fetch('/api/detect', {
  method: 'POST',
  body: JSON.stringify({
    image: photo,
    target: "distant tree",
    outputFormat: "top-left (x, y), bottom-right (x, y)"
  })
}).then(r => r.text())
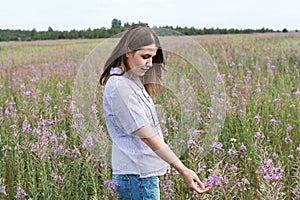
top-left (48, 26), bottom-right (54, 32)
top-left (282, 28), bottom-right (288, 32)
top-left (30, 28), bottom-right (37, 40)
top-left (111, 18), bottom-right (122, 28)
top-left (124, 22), bottom-right (130, 28)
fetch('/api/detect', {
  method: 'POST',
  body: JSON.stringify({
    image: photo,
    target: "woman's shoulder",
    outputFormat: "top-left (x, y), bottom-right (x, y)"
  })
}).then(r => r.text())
top-left (106, 75), bottom-right (129, 88)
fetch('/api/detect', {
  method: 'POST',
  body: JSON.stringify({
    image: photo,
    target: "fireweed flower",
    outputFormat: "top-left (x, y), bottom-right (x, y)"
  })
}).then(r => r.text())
top-left (205, 174), bottom-right (226, 186)
top-left (284, 135), bottom-right (292, 144)
top-left (256, 159), bottom-right (283, 181)
top-left (60, 134), bottom-right (67, 142)
top-left (16, 186), bottom-right (27, 199)
top-left (56, 82), bottom-right (63, 88)
top-left (211, 141), bottom-right (223, 152)
top-left (240, 144), bottom-right (247, 152)
top-left (293, 91), bottom-right (300, 95)
top-left (161, 179), bottom-right (174, 199)
top-left (51, 172), bottom-right (62, 182)
top-left (255, 88), bottom-right (262, 93)
top-left (255, 132), bottom-right (265, 139)
top-left (254, 115), bottom-right (261, 123)
top-left (104, 180), bottom-right (118, 191)
top-left (22, 121), bottom-right (31, 133)
top-left (272, 153), bottom-right (278, 158)
top-left (188, 71), bottom-right (194, 78)
top-left (272, 98), bottom-right (281, 103)
top-left (18, 84), bottom-right (25, 89)
top-left (187, 139), bottom-right (196, 148)
top-left (49, 135), bottom-right (57, 143)
top-left (237, 178), bottom-right (250, 191)
top-left (197, 164), bottom-right (206, 174)
top-left (24, 91), bottom-right (31, 96)
top-left (270, 118), bottom-right (281, 125)
top-left (0, 186), bottom-right (7, 196)
top-left (43, 95), bottom-right (52, 104)
top-left (228, 147), bottom-right (238, 156)
top-left (292, 188), bottom-right (300, 196)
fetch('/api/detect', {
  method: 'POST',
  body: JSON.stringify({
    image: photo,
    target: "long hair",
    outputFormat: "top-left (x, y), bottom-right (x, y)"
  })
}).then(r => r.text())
top-left (99, 24), bottom-right (165, 99)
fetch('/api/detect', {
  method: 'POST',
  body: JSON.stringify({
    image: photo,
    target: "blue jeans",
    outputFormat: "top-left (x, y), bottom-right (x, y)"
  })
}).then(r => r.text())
top-left (112, 174), bottom-right (160, 200)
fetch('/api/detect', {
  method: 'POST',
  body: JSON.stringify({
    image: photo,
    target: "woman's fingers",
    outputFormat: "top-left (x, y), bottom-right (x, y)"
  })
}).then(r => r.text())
top-left (194, 182), bottom-right (211, 194)
top-left (192, 172), bottom-right (211, 193)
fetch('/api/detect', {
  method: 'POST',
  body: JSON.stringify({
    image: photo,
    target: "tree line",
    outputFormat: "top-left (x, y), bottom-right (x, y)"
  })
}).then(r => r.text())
top-left (0, 18), bottom-right (292, 42)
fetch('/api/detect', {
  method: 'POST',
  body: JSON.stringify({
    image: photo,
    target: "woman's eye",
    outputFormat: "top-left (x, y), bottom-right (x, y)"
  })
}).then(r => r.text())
top-left (142, 55), bottom-right (151, 59)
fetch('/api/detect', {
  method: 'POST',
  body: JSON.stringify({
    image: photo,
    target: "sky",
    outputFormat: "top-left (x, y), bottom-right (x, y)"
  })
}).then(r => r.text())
top-left (0, 0), bottom-right (299, 31)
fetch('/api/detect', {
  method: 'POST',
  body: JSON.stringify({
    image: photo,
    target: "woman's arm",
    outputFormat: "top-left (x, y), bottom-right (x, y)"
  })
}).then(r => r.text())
top-left (135, 125), bottom-right (211, 194)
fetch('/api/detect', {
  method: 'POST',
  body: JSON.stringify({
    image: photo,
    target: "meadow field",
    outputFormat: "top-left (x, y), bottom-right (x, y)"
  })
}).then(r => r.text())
top-left (0, 32), bottom-right (299, 199)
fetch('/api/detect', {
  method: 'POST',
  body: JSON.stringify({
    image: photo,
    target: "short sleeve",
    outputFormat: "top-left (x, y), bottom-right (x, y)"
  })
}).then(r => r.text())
top-left (110, 79), bottom-right (150, 135)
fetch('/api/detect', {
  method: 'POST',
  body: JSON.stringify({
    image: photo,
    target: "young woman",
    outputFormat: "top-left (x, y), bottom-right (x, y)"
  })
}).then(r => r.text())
top-left (99, 24), bottom-right (210, 199)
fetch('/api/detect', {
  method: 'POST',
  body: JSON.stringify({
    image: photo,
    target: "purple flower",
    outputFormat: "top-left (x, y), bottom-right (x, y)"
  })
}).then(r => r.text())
top-left (256, 159), bottom-right (283, 182)
top-left (272, 153), bottom-right (278, 158)
top-left (272, 98), bottom-right (281, 103)
top-left (22, 121), bottom-right (31, 133)
top-left (228, 148), bottom-right (238, 156)
top-left (270, 118), bottom-right (281, 125)
top-left (61, 134), bottom-right (67, 142)
top-left (254, 115), bottom-right (261, 123)
top-left (70, 148), bottom-right (81, 159)
top-left (285, 135), bottom-right (292, 144)
top-left (253, 65), bottom-right (261, 71)
top-left (240, 144), bottom-right (247, 152)
top-left (287, 125), bottom-right (293, 131)
top-left (255, 88), bottom-right (261, 93)
top-left (211, 141), bottom-right (223, 152)
top-left (242, 178), bottom-right (250, 185)
top-left (162, 128), bottom-right (168, 137)
top-left (293, 91), bottom-right (300, 95)
top-left (91, 105), bottom-right (98, 114)
top-left (104, 180), bottom-right (118, 190)
top-left (49, 135), bottom-right (57, 143)
top-left (187, 139), bottom-right (196, 148)
top-left (255, 132), bottom-right (265, 139)
top-left (205, 174), bottom-right (225, 185)
top-left (188, 71), bottom-right (194, 78)
top-left (197, 164), bottom-right (206, 174)
top-left (292, 188), bottom-right (300, 196)
top-left (24, 91), bottom-right (31, 96)
top-left (51, 172), bottom-right (62, 182)
top-left (43, 95), bottom-right (52, 104)
top-left (20, 84), bottom-right (26, 90)
top-left (16, 186), bottom-right (27, 199)
top-left (0, 186), bottom-right (7, 196)
top-left (161, 179), bottom-right (174, 199)
top-left (56, 82), bottom-right (63, 89)
top-left (81, 136), bottom-right (94, 148)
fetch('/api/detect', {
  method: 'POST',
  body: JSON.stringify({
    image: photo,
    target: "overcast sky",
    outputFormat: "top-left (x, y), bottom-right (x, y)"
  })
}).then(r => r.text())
top-left (0, 0), bottom-right (299, 31)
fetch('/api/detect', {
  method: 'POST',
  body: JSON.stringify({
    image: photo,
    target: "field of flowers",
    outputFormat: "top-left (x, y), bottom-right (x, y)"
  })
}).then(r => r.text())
top-left (0, 32), bottom-right (300, 199)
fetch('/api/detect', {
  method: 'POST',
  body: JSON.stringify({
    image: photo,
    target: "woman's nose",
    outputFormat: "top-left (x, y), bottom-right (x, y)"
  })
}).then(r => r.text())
top-left (146, 58), bottom-right (152, 67)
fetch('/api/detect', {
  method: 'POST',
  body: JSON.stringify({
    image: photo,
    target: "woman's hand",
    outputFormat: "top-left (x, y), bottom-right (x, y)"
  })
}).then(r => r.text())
top-left (181, 168), bottom-right (211, 194)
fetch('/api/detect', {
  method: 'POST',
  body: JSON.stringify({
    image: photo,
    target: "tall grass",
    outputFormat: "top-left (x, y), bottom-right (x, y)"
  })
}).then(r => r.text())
top-left (0, 33), bottom-right (299, 199)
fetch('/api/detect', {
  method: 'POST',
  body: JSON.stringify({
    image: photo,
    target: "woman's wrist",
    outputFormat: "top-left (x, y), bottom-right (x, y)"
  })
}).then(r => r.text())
top-left (171, 159), bottom-right (189, 175)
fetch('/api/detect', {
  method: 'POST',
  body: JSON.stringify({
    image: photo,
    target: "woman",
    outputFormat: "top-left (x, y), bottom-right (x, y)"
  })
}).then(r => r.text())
top-left (99, 24), bottom-right (210, 199)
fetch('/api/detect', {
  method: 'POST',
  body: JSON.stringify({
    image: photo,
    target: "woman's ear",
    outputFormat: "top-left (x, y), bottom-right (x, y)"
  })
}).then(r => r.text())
top-left (126, 48), bottom-right (131, 58)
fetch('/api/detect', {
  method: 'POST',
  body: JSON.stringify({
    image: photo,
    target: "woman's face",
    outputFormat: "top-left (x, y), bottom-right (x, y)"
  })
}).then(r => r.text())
top-left (126, 44), bottom-right (158, 78)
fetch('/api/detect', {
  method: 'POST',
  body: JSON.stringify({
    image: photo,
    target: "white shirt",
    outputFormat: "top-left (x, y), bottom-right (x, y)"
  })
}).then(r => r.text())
top-left (103, 68), bottom-right (169, 178)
